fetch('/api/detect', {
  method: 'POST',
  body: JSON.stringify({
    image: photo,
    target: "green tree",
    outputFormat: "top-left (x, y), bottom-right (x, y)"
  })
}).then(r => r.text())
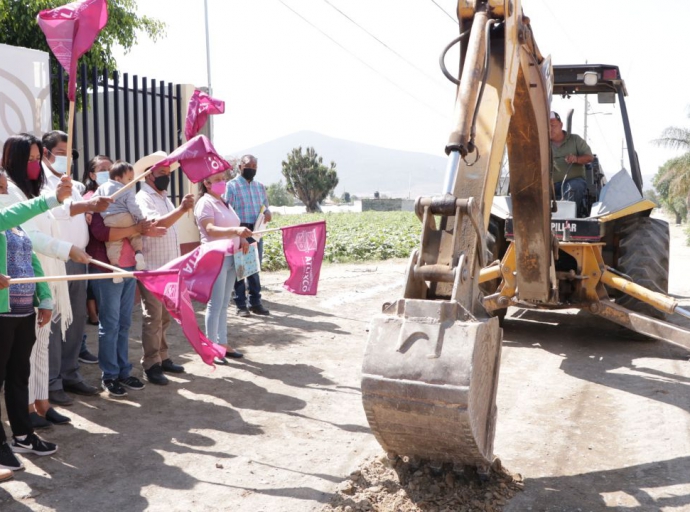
top-left (654, 110), bottom-right (690, 213)
top-left (266, 180), bottom-right (294, 207)
top-left (653, 161), bottom-right (688, 225)
top-left (341, 191), bottom-right (351, 203)
top-left (281, 146), bottom-right (339, 213)
top-left (0, 0), bottom-right (165, 123)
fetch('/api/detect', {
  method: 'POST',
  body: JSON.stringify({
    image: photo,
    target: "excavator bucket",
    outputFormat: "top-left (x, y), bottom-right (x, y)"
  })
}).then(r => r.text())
top-left (361, 299), bottom-right (502, 469)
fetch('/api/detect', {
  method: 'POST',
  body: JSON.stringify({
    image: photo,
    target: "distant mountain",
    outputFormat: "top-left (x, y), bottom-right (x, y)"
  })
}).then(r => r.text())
top-left (231, 131), bottom-right (447, 198)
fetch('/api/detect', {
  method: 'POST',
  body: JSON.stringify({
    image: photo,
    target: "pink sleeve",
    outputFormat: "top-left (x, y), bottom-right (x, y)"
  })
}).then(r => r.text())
top-left (195, 196), bottom-right (215, 223)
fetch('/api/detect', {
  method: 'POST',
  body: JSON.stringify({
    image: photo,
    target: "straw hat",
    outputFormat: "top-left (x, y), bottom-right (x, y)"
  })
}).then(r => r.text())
top-left (133, 150), bottom-right (180, 179)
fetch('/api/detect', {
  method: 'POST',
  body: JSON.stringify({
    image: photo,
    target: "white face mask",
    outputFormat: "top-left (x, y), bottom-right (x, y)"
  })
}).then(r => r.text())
top-left (95, 171), bottom-right (109, 185)
top-left (51, 155), bottom-right (68, 174)
top-left (0, 193), bottom-right (15, 207)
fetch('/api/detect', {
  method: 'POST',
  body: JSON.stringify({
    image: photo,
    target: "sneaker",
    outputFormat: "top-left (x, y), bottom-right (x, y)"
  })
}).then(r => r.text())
top-left (236, 307), bottom-right (250, 318)
top-left (135, 251), bottom-right (146, 271)
top-left (11, 433), bottom-right (58, 456)
top-left (78, 350), bottom-right (98, 364)
top-left (102, 379), bottom-right (128, 397)
top-left (0, 442), bottom-right (23, 471)
top-left (213, 357), bottom-right (228, 365)
top-left (144, 364), bottom-right (169, 386)
top-left (119, 376), bottom-right (145, 391)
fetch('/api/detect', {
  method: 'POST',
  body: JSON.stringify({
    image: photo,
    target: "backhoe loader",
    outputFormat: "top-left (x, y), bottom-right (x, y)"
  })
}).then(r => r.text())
top-left (361, 0), bottom-right (690, 474)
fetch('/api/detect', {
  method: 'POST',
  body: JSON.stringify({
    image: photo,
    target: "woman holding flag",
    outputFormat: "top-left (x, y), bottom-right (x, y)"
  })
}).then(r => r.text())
top-left (194, 171), bottom-right (252, 365)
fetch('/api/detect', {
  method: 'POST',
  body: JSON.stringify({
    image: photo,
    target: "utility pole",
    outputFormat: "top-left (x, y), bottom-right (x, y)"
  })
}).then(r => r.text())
top-left (583, 94), bottom-right (589, 143)
top-left (204, 0), bottom-right (214, 142)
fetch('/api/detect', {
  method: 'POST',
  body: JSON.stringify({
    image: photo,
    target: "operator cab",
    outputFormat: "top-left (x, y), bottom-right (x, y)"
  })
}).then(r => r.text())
top-left (490, 64), bottom-right (651, 260)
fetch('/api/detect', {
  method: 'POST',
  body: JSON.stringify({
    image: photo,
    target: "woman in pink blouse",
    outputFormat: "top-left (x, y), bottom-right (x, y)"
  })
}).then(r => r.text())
top-left (194, 171), bottom-right (251, 365)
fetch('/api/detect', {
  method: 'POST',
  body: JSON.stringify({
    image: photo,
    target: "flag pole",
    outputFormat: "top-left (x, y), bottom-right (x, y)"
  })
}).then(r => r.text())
top-left (88, 258), bottom-right (130, 274)
top-left (251, 227), bottom-right (281, 236)
top-left (109, 169), bottom-right (152, 200)
top-left (65, 100), bottom-right (76, 177)
top-left (10, 271), bottom-right (135, 285)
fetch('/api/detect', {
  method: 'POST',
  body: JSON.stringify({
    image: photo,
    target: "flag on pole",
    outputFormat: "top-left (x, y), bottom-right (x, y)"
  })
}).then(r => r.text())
top-left (152, 134), bottom-right (231, 183)
top-left (185, 89), bottom-right (225, 141)
top-left (159, 239), bottom-right (236, 304)
top-left (37, 0), bottom-right (109, 101)
top-left (135, 270), bottom-right (226, 366)
top-left (281, 221), bottom-right (327, 295)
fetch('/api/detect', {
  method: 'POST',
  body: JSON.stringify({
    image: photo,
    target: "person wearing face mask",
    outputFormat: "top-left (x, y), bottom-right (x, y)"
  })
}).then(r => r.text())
top-left (2, 133), bottom-right (106, 426)
top-left (39, 131), bottom-right (113, 411)
top-left (0, 167), bottom-right (76, 473)
top-left (224, 154), bottom-right (272, 317)
top-left (82, 155), bottom-right (112, 198)
top-left (195, 170), bottom-right (252, 364)
top-left (133, 151), bottom-right (195, 385)
top-left (79, 155), bottom-right (113, 362)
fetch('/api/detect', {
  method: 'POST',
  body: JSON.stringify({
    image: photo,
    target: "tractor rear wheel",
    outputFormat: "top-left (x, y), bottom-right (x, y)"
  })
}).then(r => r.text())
top-left (614, 217), bottom-right (670, 319)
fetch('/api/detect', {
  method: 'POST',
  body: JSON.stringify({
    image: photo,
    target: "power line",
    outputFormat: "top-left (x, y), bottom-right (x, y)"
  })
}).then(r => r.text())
top-left (322, 0), bottom-right (447, 91)
top-left (276, 0), bottom-right (450, 120)
top-left (429, 0), bottom-right (458, 25)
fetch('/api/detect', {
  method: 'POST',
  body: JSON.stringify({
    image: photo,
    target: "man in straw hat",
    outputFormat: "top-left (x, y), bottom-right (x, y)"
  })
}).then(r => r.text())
top-left (134, 151), bottom-right (194, 386)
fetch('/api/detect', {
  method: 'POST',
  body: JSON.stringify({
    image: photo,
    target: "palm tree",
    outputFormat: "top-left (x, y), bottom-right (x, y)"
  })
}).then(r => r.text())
top-left (654, 113), bottom-right (690, 211)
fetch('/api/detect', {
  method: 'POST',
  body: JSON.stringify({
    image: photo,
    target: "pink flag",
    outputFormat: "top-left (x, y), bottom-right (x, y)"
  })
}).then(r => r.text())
top-left (135, 270), bottom-right (226, 366)
top-left (37, 0), bottom-right (109, 101)
top-left (152, 134), bottom-right (231, 183)
top-left (185, 89), bottom-right (225, 141)
top-left (281, 221), bottom-right (327, 295)
top-left (159, 239), bottom-right (236, 304)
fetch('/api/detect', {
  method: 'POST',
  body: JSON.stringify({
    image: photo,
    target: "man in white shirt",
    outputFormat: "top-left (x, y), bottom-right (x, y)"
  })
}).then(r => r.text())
top-left (41, 131), bottom-right (111, 404)
top-left (134, 151), bottom-right (194, 386)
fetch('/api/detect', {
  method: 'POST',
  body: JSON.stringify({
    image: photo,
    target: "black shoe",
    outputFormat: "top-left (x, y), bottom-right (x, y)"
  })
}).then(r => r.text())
top-left (29, 412), bottom-right (52, 430)
top-left (12, 433), bottom-right (58, 456)
top-left (48, 389), bottom-right (74, 406)
top-left (119, 376), bottom-right (145, 391)
top-left (45, 408), bottom-right (71, 425)
top-left (161, 358), bottom-right (185, 374)
top-left (78, 350), bottom-right (98, 364)
top-left (236, 307), bottom-right (251, 317)
top-left (249, 304), bottom-right (270, 316)
top-left (144, 364), bottom-right (169, 386)
top-left (64, 381), bottom-right (100, 396)
top-left (226, 349), bottom-right (244, 359)
top-left (0, 442), bottom-right (23, 471)
top-left (102, 379), bottom-right (127, 397)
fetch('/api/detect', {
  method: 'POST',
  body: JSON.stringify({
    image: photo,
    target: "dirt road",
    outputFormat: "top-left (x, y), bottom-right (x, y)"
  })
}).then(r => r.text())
top-left (1, 219), bottom-right (689, 511)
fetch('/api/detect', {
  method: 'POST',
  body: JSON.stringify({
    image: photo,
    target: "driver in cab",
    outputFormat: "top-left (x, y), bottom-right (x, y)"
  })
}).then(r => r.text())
top-left (550, 111), bottom-right (593, 217)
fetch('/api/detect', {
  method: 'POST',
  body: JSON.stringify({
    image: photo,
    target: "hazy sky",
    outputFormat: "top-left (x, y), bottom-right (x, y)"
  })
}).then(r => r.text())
top-left (113, 0), bottom-right (690, 186)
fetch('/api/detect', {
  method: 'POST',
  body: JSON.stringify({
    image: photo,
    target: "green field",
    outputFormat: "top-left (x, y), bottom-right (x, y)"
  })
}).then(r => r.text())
top-left (261, 211), bottom-right (421, 271)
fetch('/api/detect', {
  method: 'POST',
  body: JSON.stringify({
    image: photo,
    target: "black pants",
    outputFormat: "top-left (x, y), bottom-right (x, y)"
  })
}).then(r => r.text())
top-left (0, 314), bottom-right (36, 444)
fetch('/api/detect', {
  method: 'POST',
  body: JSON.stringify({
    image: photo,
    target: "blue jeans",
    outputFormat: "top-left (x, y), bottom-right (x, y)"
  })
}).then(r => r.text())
top-left (234, 237), bottom-right (263, 309)
top-left (91, 268), bottom-right (136, 381)
top-left (206, 255), bottom-right (236, 346)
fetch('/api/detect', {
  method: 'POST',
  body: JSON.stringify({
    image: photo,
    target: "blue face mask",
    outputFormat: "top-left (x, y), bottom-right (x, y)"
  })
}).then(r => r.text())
top-left (95, 171), bottom-right (109, 185)
top-left (51, 155), bottom-right (68, 174)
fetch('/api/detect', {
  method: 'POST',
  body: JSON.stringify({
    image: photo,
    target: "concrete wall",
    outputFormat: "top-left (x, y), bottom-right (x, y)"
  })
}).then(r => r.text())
top-left (0, 44), bottom-right (51, 147)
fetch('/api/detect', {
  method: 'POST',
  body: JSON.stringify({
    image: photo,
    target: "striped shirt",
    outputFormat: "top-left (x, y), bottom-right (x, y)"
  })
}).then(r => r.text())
top-left (135, 183), bottom-right (180, 270)
top-left (224, 176), bottom-right (270, 224)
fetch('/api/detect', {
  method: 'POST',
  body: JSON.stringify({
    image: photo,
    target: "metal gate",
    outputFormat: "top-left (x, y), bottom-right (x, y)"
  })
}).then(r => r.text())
top-left (53, 63), bottom-right (188, 204)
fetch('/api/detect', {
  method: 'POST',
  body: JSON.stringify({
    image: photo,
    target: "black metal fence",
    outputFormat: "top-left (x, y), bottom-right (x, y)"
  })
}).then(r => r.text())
top-left (53, 63), bottom-right (186, 204)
